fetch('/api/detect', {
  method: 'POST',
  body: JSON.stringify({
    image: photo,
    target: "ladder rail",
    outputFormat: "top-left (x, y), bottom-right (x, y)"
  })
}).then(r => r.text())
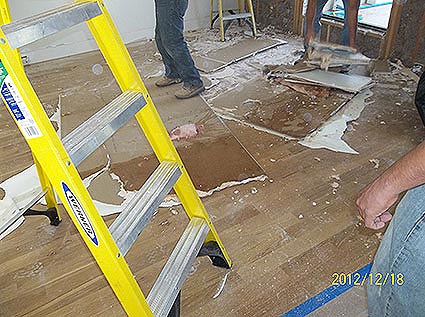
top-left (85, 0), bottom-right (232, 266)
top-left (0, 25), bottom-right (153, 317)
top-left (0, 0), bottom-right (51, 227)
top-left (0, 1), bottom-right (232, 315)
top-left (0, 0), bottom-right (22, 66)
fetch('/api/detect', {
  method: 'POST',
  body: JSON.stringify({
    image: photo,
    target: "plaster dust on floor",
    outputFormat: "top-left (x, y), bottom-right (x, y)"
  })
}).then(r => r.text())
top-left (0, 26), bottom-right (417, 242)
top-left (2, 29), bottom-right (291, 235)
top-left (1, 26), bottom-right (425, 316)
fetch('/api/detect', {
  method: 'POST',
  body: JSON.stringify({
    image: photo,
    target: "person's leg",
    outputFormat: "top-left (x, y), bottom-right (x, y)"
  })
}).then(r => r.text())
top-left (154, 0), bottom-right (180, 80)
top-left (304, 0), bottom-right (317, 47)
top-left (341, 0), bottom-right (359, 47)
top-left (368, 184), bottom-right (425, 316)
top-left (305, 0), bottom-right (328, 43)
top-left (313, 0), bottom-right (328, 40)
top-left (155, 0), bottom-right (202, 89)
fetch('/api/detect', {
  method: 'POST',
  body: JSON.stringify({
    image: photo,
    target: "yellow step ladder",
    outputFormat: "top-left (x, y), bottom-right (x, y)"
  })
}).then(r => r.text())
top-left (0, 0), bottom-right (21, 67)
top-left (210, 0), bottom-right (257, 41)
top-left (0, 1), bottom-right (231, 316)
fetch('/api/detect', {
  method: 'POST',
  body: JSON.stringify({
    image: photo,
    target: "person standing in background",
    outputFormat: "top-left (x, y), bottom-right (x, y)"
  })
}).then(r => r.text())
top-left (154, 0), bottom-right (204, 99)
top-left (304, 0), bottom-right (360, 48)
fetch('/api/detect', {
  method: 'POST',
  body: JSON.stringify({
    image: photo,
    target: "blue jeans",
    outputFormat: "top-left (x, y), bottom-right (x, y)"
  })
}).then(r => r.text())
top-left (154, 0), bottom-right (202, 88)
top-left (368, 184), bottom-right (425, 316)
top-left (304, 0), bottom-right (350, 46)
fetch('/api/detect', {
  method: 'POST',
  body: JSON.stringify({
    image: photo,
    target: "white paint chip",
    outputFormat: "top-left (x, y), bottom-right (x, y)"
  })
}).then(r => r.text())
top-left (369, 158), bottom-right (380, 169)
top-left (213, 272), bottom-right (230, 299)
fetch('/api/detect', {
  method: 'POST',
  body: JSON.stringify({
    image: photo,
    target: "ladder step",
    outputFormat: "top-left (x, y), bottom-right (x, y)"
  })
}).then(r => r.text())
top-left (63, 90), bottom-right (147, 167)
top-left (1, 1), bottom-right (102, 49)
top-left (147, 217), bottom-right (210, 316)
top-left (109, 161), bottom-right (182, 256)
top-left (222, 12), bottom-right (252, 21)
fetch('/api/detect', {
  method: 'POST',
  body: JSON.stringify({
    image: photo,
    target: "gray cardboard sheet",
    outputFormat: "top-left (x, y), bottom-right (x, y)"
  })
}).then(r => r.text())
top-left (288, 70), bottom-right (372, 93)
top-left (194, 38), bottom-right (286, 73)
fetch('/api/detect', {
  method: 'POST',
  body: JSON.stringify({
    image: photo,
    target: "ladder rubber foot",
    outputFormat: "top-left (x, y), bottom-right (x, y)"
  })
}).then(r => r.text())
top-left (198, 241), bottom-right (231, 269)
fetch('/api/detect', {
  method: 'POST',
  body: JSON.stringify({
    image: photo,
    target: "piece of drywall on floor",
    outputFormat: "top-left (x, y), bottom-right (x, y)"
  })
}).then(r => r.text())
top-left (8, 0), bottom-right (237, 64)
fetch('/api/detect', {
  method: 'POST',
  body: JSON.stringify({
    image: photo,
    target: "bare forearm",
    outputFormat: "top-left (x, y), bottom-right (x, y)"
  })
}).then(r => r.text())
top-left (357, 141), bottom-right (425, 229)
top-left (371, 141), bottom-right (425, 196)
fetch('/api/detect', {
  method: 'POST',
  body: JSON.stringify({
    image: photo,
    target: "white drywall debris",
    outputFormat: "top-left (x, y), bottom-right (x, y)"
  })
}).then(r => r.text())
top-left (0, 165), bottom-right (43, 239)
top-left (94, 174), bottom-right (268, 216)
top-left (331, 182), bottom-right (340, 189)
top-left (242, 99), bottom-right (262, 107)
top-left (49, 95), bottom-right (62, 139)
top-left (0, 216), bottom-right (24, 240)
top-left (299, 89), bottom-right (373, 154)
top-left (160, 175), bottom-right (268, 209)
top-left (331, 174), bottom-right (341, 181)
top-left (211, 67), bottom-right (235, 79)
top-left (82, 153), bottom-right (111, 188)
top-left (91, 64), bottom-right (104, 75)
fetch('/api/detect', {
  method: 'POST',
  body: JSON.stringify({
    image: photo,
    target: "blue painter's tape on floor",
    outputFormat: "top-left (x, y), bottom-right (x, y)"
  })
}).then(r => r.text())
top-left (281, 262), bottom-right (373, 317)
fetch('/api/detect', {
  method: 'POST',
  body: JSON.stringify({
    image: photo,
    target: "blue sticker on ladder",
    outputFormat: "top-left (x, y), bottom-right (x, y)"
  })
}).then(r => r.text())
top-left (1, 82), bottom-right (25, 121)
top-left (62, 182), bottom-right (99, 246)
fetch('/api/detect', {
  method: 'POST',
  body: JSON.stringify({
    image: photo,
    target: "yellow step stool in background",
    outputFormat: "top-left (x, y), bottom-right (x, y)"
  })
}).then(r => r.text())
top-left (210, 0), bottom-right (257, 41)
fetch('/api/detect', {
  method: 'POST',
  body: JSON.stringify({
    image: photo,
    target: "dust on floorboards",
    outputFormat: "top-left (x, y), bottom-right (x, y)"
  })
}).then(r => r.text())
top-left (1, 78), bottom-right (423, 315)
top-left (0, 37), bottom-right (424, 316)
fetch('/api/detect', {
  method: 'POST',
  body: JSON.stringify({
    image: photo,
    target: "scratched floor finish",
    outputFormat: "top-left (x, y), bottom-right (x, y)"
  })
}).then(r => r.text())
top-left (0, 34), bottom-right (423, 316)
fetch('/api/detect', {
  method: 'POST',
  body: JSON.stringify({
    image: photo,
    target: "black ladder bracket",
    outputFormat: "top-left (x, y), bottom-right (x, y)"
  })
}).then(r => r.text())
top-left (198, 241), bottom-right (231, 269)
top-left (24, 207), bottom-right (61, 226)
top-left (167, 291), bottom-right (181, 317)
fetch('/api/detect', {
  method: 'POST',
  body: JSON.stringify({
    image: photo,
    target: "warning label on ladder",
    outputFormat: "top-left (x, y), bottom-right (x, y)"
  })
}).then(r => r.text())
top-left (0, 61), bottom-right (42, 139)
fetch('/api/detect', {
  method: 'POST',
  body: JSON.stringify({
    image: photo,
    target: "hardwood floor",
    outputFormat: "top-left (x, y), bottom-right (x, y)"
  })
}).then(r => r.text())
top-left (0, 37), bottom-right (423, 316)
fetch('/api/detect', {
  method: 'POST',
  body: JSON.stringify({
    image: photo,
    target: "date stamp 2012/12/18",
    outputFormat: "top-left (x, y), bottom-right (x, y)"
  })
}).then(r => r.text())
top-left (331, 272), bottom-right (405, 287)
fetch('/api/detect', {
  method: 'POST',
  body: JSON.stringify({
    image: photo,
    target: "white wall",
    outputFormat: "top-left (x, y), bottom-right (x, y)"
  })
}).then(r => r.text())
top-left (8, 0), bottom-right (225, 63)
